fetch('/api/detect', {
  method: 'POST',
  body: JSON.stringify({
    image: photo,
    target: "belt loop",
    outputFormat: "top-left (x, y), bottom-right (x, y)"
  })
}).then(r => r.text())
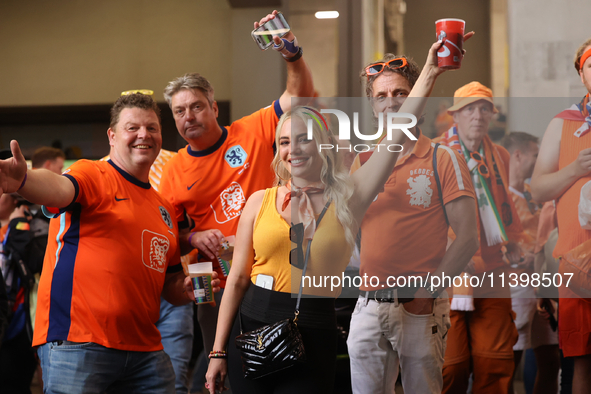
top-left (394, 288), bottom-right (399, 307)
top-left (361, 292), bottom-right (369, 306)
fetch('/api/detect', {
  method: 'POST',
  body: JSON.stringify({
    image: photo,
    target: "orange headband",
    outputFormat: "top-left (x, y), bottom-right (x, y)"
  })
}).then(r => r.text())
top-left (580, 47), bottom-right (591, 71)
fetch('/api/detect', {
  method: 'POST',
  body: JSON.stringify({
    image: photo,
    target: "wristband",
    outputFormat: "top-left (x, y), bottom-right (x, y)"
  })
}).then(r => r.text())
top-left (285, 47), bottom-right (303, 63)
top-left (17, 172), bottom-right (27, 191)
top-left (188, 232), bottom-right (196, 247)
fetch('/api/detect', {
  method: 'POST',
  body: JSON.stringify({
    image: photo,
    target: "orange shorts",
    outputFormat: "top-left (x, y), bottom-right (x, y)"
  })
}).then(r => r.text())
top-left (558, 287), bottom-right (591, 357)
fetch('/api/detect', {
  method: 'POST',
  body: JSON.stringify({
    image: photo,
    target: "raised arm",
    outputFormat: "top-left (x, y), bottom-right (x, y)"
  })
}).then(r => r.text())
top-left (531, 117), bottom-right (591, 202)
top-left (255, 10), bottom-right (314, 111)
top-left (0, 140), bottom-right (75, 208)
top-left (278, 51), bottom-right (314, 111)
top-left (205, 190), bottom-right (264, 394)
top-left (351, 35), bottom-right (474, 215)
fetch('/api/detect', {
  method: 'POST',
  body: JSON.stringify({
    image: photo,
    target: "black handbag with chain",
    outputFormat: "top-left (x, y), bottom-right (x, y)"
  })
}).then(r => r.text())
top-left (234, 201), bottom-right (330, 379)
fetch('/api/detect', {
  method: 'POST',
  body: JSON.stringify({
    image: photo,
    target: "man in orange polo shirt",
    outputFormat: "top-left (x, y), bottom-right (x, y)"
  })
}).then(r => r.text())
top-left (346, 52), bottom-right (479, 393)
top-left (531, 37), bottom-right (591, 394)
top-left (437, 82), bottom-right (522, 394)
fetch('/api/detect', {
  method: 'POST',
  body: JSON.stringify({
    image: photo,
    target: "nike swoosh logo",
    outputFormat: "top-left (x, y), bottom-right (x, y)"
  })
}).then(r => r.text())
top-left (187, 179), bottom-right (202, 190)
top-left (115, 197), bottom-right (129, 201)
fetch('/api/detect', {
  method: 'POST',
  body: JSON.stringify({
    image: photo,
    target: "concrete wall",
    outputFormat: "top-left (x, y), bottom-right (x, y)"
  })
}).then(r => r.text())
top-left (290, 2), bottom-right (339, 98)
top-left (230, 8), bottom-right (283, 121)
top-left (0, 0), bottom-right (340, 121)
top-left (507, 0), bottom-right (591, 137)
top-left (403, 0), bottom-right (492, 98)
top-left (0, 0), bottom-right (236, 106)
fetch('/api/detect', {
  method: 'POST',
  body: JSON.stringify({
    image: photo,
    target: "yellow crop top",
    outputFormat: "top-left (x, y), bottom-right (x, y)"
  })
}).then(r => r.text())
top-left (250, 187), bottom-right (352, 297)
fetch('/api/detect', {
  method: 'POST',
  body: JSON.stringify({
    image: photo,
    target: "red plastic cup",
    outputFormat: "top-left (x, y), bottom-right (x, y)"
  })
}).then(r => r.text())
top-left (435, 18), bottom-right (465, 69)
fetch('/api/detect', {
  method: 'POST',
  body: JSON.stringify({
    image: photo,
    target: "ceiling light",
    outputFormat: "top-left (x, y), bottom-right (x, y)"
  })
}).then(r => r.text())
top-left (315, 11), bottom-right (339, 19)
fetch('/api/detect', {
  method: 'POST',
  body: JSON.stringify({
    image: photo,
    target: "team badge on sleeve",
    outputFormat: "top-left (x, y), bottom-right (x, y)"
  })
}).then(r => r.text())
top-left (159, 206), bottom-right (173, 229)
top-left (224, 145), bottom-right (248, 168)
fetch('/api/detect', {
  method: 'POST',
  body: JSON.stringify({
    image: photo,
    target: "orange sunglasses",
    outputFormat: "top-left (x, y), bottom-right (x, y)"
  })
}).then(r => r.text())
top-left (365, 58), bottom-right (408, 77)
top-left (470, 151), bottom-right (490, 178)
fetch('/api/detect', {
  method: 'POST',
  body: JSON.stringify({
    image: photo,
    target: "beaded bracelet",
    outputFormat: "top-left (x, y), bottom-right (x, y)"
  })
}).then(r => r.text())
top-left (209, 350), bottom-right (228, 359)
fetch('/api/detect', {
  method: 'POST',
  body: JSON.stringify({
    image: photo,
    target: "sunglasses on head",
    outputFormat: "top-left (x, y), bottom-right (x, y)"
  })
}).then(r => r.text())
top-left (365, 58), bottom-right (408, 77)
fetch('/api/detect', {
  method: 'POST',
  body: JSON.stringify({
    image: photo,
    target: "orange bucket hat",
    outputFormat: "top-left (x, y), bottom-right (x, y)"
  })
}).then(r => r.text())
top-left (447, 81), bottom-right (498, 114)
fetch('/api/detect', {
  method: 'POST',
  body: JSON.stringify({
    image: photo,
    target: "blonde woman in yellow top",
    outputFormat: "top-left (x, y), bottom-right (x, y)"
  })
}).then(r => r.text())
top-left (205, 38), bottom-right (471, 394)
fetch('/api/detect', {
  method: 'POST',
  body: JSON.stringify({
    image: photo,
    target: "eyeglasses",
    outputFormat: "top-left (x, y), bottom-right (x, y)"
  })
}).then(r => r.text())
top-left (470, 151), bottom-right (490, 178)
top-left (365, 58), bottom-right (408, 77)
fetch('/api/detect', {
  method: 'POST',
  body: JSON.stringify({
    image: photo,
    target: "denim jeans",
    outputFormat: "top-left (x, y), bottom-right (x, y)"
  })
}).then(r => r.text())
top-left (157, 298), bottom-right (194, 394)
top-left (37, 341), bottom-right (175, 394)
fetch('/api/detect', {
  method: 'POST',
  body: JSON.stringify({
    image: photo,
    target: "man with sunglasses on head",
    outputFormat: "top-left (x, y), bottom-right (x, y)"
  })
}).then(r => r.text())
top-left (346, 42), bottom-right (479, 393)
top-left (436, 82), bottom-right (524, 394)
top-left (157, 10), bottom-right (313, 390)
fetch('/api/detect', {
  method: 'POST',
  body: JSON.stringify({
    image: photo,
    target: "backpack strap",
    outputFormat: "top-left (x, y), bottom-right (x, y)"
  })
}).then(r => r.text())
top-left (433, 143), bottom-right (449, 226)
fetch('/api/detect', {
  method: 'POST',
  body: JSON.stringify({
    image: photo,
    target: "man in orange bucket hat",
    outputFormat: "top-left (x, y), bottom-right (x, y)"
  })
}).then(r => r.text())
top-left (436, 81), bottom-right (523, 394)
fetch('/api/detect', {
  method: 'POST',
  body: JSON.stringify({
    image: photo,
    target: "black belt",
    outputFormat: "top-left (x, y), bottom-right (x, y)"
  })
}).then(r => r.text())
top-left (362, 288), bottom-right (416, 304)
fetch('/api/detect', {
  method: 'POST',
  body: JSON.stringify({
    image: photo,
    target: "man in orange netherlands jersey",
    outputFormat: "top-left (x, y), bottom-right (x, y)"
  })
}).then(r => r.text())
top-left (102, 91), bottom-right (197, 394)
top-left (346, 52), bottom-right (479, 394)
top-left (436, 82), bottom-right (522, 394)
top-left (159, 10), bottom-right (314, 361)
top-left (0, 93), bottom-right (220, 393)
top-left (502, 132), bottom-right (560, 393)
top-left (103, 147), bottom-right (200, 394)
top-left (531, 37), bottom-right (591, 394)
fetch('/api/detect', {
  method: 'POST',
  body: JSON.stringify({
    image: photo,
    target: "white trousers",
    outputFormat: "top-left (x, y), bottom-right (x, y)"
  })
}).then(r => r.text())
top-left (347, 293), bottom-right (451, 394)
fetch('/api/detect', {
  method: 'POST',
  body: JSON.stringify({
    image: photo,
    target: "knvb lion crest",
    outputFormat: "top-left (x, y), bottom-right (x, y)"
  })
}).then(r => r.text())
top-left (224, 145), bottom-right (248, 168)
top-left (220, 182), bottom-right (246, 220)
top-left (406, 174), bottom-right (433, 208)
top-left (142, 230), bottom-right (170, 273)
